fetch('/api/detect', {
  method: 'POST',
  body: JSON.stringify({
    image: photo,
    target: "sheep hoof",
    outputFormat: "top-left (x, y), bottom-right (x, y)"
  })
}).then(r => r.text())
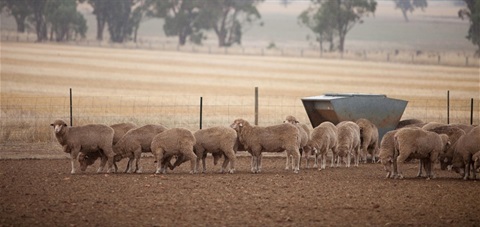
top-left (229, 169), bottom-right (235, 174)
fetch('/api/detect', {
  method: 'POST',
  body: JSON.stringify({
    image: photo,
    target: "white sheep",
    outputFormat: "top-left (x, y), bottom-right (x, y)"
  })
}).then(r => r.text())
top-left (230, 118), bottom-right (300, 173)
top-left (450, 126), bottom-right (480, 180)
top-left (50, 119), bottom-right (116, 174)
top-left (78, 122), bottom-right (137, 172)
top-left (283, 115), bottom-right (311, 169)
top-left (393, 127), bottom-right (450, 179)
top-left (355, 118), bottom-right (379, 163)
top-left (426, 125), bottom-right (466, 171)
top-left (113, 124), bottom-right (168, 173)
top-left (151, 128), bottom-right (198, 174)
top-left (193, 126), bottom-right (238, 173)
top-left (303, 121), bottom-right (337, 170)
top-left (378, 130), bottom-right (398, 178)
top-left (335, 121), bottom-right (361, 167)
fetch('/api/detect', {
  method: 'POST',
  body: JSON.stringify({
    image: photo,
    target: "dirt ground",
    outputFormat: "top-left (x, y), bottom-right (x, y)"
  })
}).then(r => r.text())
top-left (0, 155), bottom-right (479, 226)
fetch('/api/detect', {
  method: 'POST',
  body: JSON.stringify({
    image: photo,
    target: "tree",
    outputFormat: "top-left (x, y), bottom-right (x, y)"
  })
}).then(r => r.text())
top-left (393, 0), bottom-right (427, 22)
top-left (31, 0), bottom-right (48, 42)
top-left (200, 0), bottom-right (263, 47)
top-left (150, 0), bottom-right (205, 46)
top-left (45, 0), bottom-right (87, 42)
top-left (84, 0), bottom-right (145, 43)
top-left (459, 0), bottom-right (480, 56)
top-left (299, 2), bottom-right (336, 52)
top-left (0, 0), bottom-right (32, 33)
top-left (105, 0), bottom-right (132, 43)
top-left (83, 0), bottom-right (109, 41)
top-left (300, 0), bottom-right (376, 53)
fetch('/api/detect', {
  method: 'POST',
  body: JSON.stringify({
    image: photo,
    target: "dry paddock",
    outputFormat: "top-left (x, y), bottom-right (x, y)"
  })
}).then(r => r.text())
top-left (0, 155), bottom-right (478, 226)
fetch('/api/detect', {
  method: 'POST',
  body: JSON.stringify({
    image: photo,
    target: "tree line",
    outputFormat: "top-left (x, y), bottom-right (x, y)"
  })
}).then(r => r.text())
top-left (1, 0), bottom-right (479, 55)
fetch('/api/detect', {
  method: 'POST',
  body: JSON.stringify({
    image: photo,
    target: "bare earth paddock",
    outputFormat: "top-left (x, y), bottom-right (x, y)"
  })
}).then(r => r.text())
top-left (0, 156), bottom-right (479, 226)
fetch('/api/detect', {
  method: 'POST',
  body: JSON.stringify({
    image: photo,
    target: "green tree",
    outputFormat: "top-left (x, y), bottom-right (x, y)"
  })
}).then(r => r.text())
top-left (150, 0), bottom-right (205, 46)
top-left (200, 0), bottom-right (263, 47)
top-left (299, 1), bottom-right (336, 52)
top-left (459, 0), bottom-right (480, 56)
top-left (300, 0), bottom-right (376, 53)
top-left (31, 0), bottom-right (48, 42)
top-left (393, 0), bottom-right (427, 22)
top-left (45, 0), bottom-right (87, 42)
top-left (0, 0), bottom-right (32, 33)
top-left (83, 0), bottom-right (109, 41)
top-left (105, 0), bottom-right (132, 43)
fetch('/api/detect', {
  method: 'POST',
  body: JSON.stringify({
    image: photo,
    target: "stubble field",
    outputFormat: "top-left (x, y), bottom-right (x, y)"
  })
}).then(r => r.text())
top-left (0, 42), bottom-right (479, 226)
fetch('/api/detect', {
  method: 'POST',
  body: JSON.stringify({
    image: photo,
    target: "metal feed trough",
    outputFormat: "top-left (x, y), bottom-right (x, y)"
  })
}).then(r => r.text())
top-left (301, 93), bottom-right (408, 140)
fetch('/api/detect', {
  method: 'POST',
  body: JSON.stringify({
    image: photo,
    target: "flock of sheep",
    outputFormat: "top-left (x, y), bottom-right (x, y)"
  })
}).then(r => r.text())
top-left (50, 116), bottom-right (480, 180)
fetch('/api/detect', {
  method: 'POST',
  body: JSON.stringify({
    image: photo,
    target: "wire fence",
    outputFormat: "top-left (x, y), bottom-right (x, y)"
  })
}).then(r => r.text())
top-left (1, 93), bottom-right (478, 152)
top-left (1, 31), bottom-right (478, 68)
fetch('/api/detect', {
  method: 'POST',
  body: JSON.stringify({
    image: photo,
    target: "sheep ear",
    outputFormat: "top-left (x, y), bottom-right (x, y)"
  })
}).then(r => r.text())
top-left (50, 124), bottom-right (54, 127)
top-left (295, 120), bottom-right (299, 123)
top-left (64, 123), bottom-right (68, 127)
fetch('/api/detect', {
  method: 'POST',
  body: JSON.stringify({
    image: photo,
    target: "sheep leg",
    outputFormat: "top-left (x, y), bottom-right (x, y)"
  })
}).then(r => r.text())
top-left (425, 160), bottom-right (434, 180)
top-left (313, 150), bottom-right (319, 169)
top-left (346, 152), bottom-right (351, 168)
top-left (322, 153), bottom-right (327, 170)
top-left (70, 147), bottom-right (80, 174)
top-left (290, 148), bottom-right (300, 174)
top-left (251, 156), bottom-right (257, 173)
top-left (464, 158), bottom-right (471, 180)
top-left (285, 154), bottom-right (291, 170)
top-left (154, 148), bottom-right (165, 174)
top-left (416, 159), bottom-right (424, 178)
top-left (396, 153), bottom-right (410, 179)
top-left (184, 149), bottom-right (198, 174)
top-left (330, 151), bottom-right (335, 168)
top-left (224, 150), bottom-right (236, 174)
top-left (257, 153), bottom-right (263, 173)
top-left (133, 149), bottom-right (142, 173)
top-left (304, 151), bottom-right (309, 169)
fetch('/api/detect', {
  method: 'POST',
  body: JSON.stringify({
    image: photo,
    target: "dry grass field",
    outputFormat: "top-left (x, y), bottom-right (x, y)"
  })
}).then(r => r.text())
top-left (0, 41), bottom-right (479, 151)
top-left (1, 42), bottom-right (480, 226)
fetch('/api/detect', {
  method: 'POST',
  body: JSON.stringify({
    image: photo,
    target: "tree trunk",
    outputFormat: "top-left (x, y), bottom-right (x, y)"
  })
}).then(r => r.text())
top-left (96, 15), bottom-right (105, 41)
top-left (401, 9), bottom-right (409, 22)
top-left (14, 15), bottom-right (26, 33)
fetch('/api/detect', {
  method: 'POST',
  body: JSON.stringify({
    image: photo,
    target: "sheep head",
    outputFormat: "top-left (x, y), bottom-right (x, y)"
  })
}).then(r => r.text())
top-left (284, 115), bottom-right (299, 124)
top-left (230, 119), bottom-right (248, 132)
top-left (78, 152), bottom-right (98, 171)
top-left (50, 119), bottom-right (68, 134)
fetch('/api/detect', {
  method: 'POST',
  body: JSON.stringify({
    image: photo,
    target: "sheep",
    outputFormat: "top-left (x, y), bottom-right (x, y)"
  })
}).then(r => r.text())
top-left (393, 127), bottom-right (450, 180)
top-left (426, 125), bottom-right (466, 171)
top-left (396, 118), bottom-right (424, 129)
top-left (50, 119), bottom-right (116, 174)
top-left (449, 123), bottom-right (475, 134)
top-left (111, 122), bottom-right (137, 145)
top-left (192, 126), bottom-right (238, 173)
top-left (230, 118), bottom-right (300, 173)
top-left (151, 128), bottom-right (197, 174)
top-left (113, 124), bottom-right (168, 173)
top-left (283, 115), bottom-right (311, 169)
top-left (379, 130), bottom-right (398, 178)
top-left (78, 122), bottom-right (137, 172)
top-left (421, 122), bottom-right (447, 131)
top-left (355, 118), bottom-right (379, 163)
top-left (335, 121), bottom-right (361, 167)
top-left (450, 126), bottom-right (480, 180)
top-left (303, 121), bottom-right (337, 170)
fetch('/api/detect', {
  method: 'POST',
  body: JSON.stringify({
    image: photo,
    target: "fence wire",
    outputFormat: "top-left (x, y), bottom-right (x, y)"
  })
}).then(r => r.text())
top-left (1, 95), bottom-right (478, 151)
